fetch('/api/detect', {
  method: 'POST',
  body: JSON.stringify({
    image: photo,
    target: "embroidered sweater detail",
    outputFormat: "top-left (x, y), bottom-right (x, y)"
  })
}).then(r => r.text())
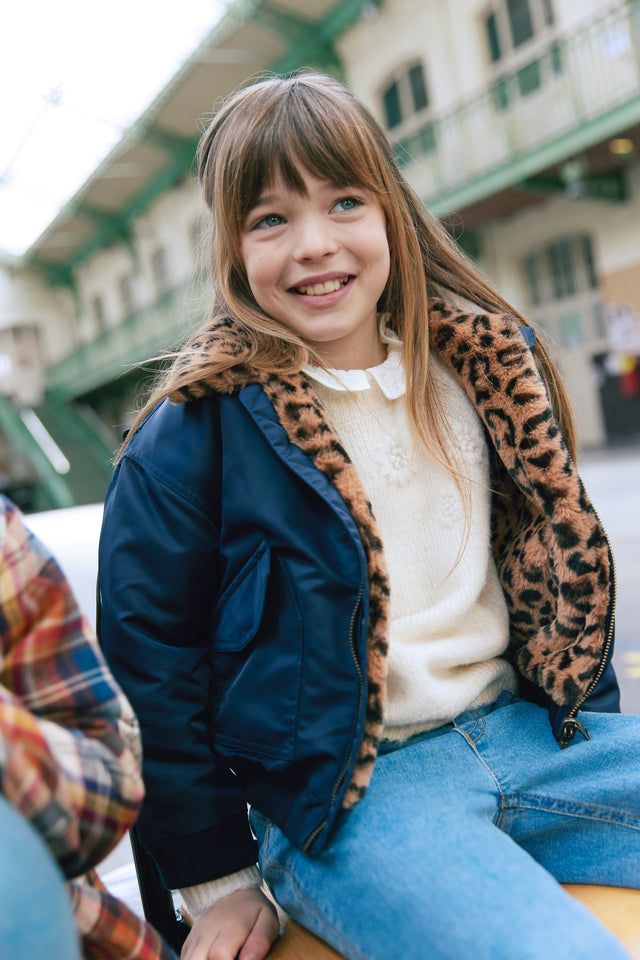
top-left (168, 301), bottom-right (613, 808)
top-left (306, 345), bottom-right (516, 740)
top-left (180, 865), bottom-right (262, 920)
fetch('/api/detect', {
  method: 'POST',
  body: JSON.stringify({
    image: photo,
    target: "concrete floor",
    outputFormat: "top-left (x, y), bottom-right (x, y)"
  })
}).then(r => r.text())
top-left (580, 443), bottom-right (640, 715)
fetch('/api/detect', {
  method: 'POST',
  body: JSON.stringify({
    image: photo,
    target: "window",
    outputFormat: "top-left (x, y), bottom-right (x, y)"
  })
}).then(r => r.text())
top-left (381, 62), bottom-right (434, 165)
top-left (547, 240), bottom-right (577, 300)
top-left (524, 236), bottom-right (602, 350)
top-left (408, 64), bottom-right (428, 113)
top-left (119, 274), bottom-right (136, 316)
top-left (383, 83), bottom-right (402, 130)
top-left (559, 312), bottom-right (583, 348)
top-left (524, 254), bottom-right (542, 306)
top-left (151, 247), bottom-right (170, 295)
top-left (11, 325), bottom-right (42, 368)
top-left (484, 0), bottom-right (559, 104)
top-left (485, 0), bottom-right (553, 56)
top-left (524, 236), bottom-right (598, 308)
top-left (487, 13), bottom-right (502, 62)
top-left (508, 0), bottom-right (535, 48)
top-left (0, 325), bottom-right (43, 407)
top-left (382, 62), bottom-right (429, 132)
top-left (92, 295), bottom-right (106, 333)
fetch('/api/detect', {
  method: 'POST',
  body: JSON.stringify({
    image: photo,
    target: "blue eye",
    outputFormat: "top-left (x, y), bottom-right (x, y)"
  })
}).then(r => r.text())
top-left (256, 214), bottom-right (284, 229)
top-left (334, 197), bottom-right (360, 212)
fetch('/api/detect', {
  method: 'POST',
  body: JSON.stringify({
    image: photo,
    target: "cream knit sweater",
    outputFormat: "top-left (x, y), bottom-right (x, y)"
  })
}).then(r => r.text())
top-left (306, 337), bottom-right (515, 740)
top-left (180, 339), bottom-right (516, 917)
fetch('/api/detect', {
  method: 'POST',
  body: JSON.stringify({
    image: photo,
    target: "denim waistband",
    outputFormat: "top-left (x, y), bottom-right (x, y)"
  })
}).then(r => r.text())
top-left (379, 690), bottom-right (519, 755)
top-left (453, 689), bottom-right (519, 726)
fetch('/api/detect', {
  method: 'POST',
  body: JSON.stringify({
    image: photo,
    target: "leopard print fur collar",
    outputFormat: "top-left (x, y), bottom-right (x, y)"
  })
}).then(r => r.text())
top-left (171, 302), bottom-right (612, 807)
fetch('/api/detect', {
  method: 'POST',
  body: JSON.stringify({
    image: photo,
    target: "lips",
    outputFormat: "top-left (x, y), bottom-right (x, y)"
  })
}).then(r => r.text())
top-left (293, 276), bottom-right (350, 296)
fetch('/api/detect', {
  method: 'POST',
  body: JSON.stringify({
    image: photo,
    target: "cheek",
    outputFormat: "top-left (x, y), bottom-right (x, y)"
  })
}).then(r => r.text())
top-left (240, 246), bottom-right (266, 299)
top-left (368, 213), bottom-right (391, 285)
top-left (376, 236), bottom-right (392, 293)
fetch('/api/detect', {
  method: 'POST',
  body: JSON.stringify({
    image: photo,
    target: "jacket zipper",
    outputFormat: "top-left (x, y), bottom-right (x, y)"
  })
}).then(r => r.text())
top-left (558, 514), bottom-right (617, 748)
top-left (303, 581), bottom-right (364, 851)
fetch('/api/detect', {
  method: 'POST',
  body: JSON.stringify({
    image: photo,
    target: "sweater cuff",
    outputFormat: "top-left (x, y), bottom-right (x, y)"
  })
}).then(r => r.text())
top-left (179, 865), bottom-right (262, 921)
top-left (147, 810), bottom-right (258, 889)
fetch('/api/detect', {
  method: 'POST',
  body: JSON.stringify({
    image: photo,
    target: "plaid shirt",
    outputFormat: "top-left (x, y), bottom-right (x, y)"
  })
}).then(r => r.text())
top-left (0, 497), bottom-right (176, 960)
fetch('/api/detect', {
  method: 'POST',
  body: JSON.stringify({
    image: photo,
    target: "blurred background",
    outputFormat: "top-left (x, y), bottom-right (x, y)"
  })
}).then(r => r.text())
top-left (1, 0), bottom-right (639, 713)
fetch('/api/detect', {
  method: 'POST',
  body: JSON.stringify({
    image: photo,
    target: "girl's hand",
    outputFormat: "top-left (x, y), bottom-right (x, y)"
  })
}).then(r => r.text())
top-left (180, 887), bottom-right (280, 960)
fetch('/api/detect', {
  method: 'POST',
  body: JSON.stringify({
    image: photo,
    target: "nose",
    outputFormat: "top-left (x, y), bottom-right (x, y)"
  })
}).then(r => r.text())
top-left (293, 213), bottom-right (338, 261)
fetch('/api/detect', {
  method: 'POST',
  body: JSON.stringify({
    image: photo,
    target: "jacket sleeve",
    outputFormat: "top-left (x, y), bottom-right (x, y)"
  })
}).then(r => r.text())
top-left (98, 399), bottom-right (258, 890)
top-left (0, 496), bottom-right (145, 880)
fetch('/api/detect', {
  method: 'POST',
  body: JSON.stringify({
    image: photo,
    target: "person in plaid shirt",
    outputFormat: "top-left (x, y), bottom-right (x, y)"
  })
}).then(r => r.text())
top-left (0, 495), bottom-right (176, 960)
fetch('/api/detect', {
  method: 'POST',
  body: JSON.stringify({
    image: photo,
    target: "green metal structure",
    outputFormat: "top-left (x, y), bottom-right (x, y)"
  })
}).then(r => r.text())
top-left (394, 1), bottom-right (640, 217)
top-left (10, 0), bottom-right (382, 508)
top-left (8, 0), bottom-right (640, 507)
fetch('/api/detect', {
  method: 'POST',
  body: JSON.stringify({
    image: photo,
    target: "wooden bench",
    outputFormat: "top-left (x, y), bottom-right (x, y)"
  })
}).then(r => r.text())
top-left (266, 885), bottom-right (640, 959)
top-left (564, 885), bottom-right (640, 959)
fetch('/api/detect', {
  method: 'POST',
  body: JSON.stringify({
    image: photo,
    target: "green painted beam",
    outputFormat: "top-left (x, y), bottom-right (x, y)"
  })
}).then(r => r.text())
top-left (0, 396), bottom-right (74, 509)
top-left (427, 94), bottom-right (640, 217)
top-left (255, 2), bottom-right (315, 45)
top-left (78, 206), bottom-right (135, 255)
top-left (45, 281), bottom-right (199, 401)
top-left (272, 0), bottom-right (383, 74)
top-left (128, 123), bottom-right (197, 157)
top-left (27, 258), bottom-right (75, 288)
top-left (34, 149), bottom-right (199, 283)
top-left (79, 205), bottom-right (126, 227)
top-left (27, 0), bottom-right (377, 286)
top-left (39, 400), bottom-right (114, 473)
top-left (33, 398), bottom-right (114, 504)
top-left (520, 169), bottom-right (628, 202)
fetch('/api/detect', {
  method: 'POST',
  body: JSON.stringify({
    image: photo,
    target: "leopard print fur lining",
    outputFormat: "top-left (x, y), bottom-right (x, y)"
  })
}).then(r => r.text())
top-left (427, 301), bottom-right (611, 709)
top-left (258, 372), bottom-right (391, 807)
top-left (169, 302), bottom-right (612, 807)
top-left (169, 326), bottom-right (392, 806)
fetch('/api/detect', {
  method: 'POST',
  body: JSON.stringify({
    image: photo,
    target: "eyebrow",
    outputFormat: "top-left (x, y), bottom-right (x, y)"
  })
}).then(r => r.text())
top-left (251, 192), bottom-right (278, 208)
top-left (249, 180), bottom-right (316, 210)
top-left (247, 181), bottom-right (364, 215)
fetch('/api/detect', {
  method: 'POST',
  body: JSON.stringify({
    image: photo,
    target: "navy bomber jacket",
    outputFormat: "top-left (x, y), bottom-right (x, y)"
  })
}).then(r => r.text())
top-left (98, 302), bottom-right (619, 891)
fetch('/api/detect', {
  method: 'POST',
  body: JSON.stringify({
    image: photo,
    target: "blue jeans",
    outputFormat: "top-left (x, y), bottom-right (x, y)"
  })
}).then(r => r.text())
top-left (0, 794), bottom-right (79, 959)
top-left (250, 693), bottom-right (640, 960)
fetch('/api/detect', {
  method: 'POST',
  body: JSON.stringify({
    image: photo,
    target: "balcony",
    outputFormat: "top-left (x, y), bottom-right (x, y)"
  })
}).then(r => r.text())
top-left (46, 280), bottom-right (208, 402)
top-left (395, 0), bottom-right (640, 221)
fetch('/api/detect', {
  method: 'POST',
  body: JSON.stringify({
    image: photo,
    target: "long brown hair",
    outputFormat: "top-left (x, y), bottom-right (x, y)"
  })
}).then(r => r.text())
top-left (122, 72), bottom-right (576, 462)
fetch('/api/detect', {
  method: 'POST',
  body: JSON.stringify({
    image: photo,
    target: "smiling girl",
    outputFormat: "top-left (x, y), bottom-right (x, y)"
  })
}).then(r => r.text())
top-left (240, 170), bottom-right (390, 369)
top-left (99, 74), bottom-right (640, 960)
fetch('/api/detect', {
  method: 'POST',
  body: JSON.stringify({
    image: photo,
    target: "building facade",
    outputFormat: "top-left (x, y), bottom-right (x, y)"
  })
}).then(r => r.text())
top-left (1, 0), bottom-right (639, 508)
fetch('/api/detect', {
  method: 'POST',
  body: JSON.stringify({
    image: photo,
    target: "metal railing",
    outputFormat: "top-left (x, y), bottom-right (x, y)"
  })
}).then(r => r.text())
top-left (46, 280), bottom-right (210, 401)
top-left (395, 0), bottom-right (640, 214)
top-left (0, 397), bottom-right (74, 508)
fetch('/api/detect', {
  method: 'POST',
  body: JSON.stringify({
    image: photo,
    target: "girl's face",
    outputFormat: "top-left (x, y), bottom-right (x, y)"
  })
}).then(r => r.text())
top-left (240, 167), bottom-right (390, 369)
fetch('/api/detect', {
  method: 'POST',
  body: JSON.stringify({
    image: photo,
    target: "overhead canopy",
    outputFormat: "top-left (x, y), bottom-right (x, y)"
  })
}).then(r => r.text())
top-left (25, 0), bottom-right (377, 284)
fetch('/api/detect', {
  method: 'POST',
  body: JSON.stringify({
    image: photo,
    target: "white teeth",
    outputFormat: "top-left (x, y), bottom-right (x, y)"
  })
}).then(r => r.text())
top-left (296, 277), bottom-right (348, 295)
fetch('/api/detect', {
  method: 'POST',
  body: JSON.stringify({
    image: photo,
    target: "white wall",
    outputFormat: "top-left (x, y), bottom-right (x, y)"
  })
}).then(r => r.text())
top-left (0, 264), bottom-right (76, 366)
top-left (74, 177), bottom-right (203, 341)
top-left (478, 162), bottom-right (640, 304)
top-left (340, 0), bottom-right (620, 126)
top-left (473, 158), bottom-right (640, 449)
top-left (339, 0), bottom-right (467, 118)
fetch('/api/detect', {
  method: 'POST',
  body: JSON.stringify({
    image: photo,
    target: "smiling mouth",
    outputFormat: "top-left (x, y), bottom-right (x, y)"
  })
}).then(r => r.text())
top-left (294, 277), bottom-right (350, 296)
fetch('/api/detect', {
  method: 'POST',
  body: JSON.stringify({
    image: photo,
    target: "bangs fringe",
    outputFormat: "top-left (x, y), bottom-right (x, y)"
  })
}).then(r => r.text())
top-left (232, 80), bottom-right (386, 218)
top-left (122, 73), bottom-right (577, 474)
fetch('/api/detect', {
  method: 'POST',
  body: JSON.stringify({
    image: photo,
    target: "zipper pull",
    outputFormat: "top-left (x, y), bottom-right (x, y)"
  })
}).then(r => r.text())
top-left (559, 717), bottom-right (591, 749)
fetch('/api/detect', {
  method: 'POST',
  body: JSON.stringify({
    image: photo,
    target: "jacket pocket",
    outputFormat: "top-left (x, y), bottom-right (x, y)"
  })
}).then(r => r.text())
top-left (211, 539), bottom-right (271, 652)
top-left (210, 540), bottom-right (303, 763)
